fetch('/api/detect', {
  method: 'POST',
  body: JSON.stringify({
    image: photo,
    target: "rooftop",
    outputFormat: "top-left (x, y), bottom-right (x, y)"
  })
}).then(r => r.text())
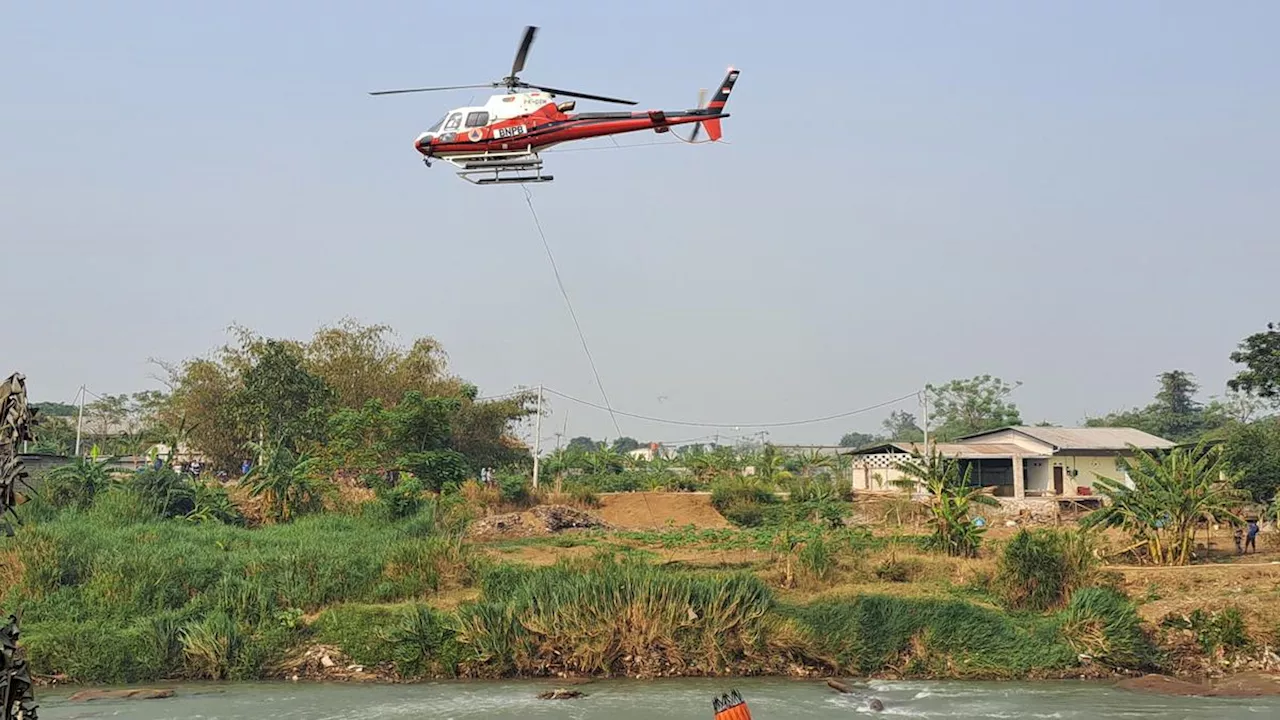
top-left (958, 426), bottom-right (1176, 451)
top-left (844, 441), bottom-right (1048, 459)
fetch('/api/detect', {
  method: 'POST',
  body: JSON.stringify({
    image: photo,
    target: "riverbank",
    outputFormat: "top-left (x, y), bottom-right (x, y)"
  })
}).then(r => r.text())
top-left (7, 491), bottom-right (1279, 687)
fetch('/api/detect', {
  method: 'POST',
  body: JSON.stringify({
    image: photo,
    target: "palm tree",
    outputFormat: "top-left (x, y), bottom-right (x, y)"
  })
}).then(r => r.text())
top-left (1082, 442), bottom-right (1243, 566)
top-left (893, 449), bottom-right (998, 558)
top-left (753, 444), bottom-right (793, 486)
top-left (798, 448), bottom-right (835, 477)
top-left (43, 450), bottom-right (115, 510)
top-left (244, 440), bottom-right (324, 522)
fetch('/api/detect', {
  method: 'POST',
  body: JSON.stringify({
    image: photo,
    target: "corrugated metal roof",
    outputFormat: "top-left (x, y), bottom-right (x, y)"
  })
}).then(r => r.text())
top-left (845, 442), bottom-right (1048, 459)
top-left (961, 426), bottom-right (1175, 451)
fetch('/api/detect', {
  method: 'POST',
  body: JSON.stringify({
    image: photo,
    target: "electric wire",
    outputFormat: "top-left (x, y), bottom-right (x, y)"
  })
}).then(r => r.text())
top-left (540, 387), bottom-right (918, 429)
top-left (520, 186), bottom-right (623, 437)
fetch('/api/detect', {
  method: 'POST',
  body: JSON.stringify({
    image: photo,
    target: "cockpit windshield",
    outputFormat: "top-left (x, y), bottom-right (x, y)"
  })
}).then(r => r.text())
top-left (425, 115), bottom-right (445, 133)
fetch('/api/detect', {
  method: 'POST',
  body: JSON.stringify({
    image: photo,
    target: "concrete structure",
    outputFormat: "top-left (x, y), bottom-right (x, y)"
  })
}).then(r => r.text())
top-left (845, 426), bottom-right (1175, 499)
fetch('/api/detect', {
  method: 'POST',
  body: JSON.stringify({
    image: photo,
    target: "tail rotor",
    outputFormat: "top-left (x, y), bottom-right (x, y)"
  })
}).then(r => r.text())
top-left (688, 87), bottom-right (708, 142)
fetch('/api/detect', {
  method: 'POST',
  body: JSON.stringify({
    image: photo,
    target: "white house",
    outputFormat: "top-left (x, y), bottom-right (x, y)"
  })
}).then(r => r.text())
top-left (845, 426), bottom-right (1175, 499)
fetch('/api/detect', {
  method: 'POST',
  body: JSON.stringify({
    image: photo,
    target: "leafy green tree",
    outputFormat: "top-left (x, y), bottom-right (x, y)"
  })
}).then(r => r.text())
top-left (1221, 419), bottom-right (1280, 503)
top-left (1082, 443), bottom-right (1244, 565)
top-left (838, 431), bottom-right (879, 448)
top-left (927, 375), bottom-right (1022, 440)
top-left (893, 449), bottom-right (998, 558)
top-left (611, 437), bottom-right (641, 453)
top-left (389, 392), bottom-right (469, 495)
top-left (566, 436), bottom-right (597, 453)
top-left (1086, 371), bottom-right (1225, 443)
top-left (235, 340), bottom-right (334, 452)
top-left (1228, 321), bottom-right (1280, 401)
top-left (880, 410), bottom-right (924, 442)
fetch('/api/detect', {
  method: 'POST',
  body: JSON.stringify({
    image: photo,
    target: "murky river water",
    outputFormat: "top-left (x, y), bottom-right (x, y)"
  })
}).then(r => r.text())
top-left (35, 677), bottom-right (1280, 719)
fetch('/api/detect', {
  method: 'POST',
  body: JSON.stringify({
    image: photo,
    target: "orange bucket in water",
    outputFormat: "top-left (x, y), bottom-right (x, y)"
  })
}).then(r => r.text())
top-left (712, 690), bottom-right (752, 720)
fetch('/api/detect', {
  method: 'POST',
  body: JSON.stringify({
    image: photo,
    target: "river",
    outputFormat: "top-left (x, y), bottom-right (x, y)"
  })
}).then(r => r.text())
top-left (34, 678), bottom-right (1280, 719)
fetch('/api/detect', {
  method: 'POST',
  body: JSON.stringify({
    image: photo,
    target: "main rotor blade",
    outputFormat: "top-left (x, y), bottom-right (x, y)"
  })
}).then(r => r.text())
top-left (526, 84), bottom-right (636, 105)
top-left (511, 26), bottom-right (538, 78)
top-left (368, 83), bottom-right (493, 96)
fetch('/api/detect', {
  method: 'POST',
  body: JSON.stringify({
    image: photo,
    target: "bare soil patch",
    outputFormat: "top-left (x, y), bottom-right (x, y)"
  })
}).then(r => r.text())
top-left (596, 492), bottom-right (731, 530)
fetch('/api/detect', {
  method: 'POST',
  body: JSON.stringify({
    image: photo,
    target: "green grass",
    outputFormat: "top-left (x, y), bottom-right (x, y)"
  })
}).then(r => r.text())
top-left (787, 594), bottom-right (1079, 678)
top-left (9, 499), bottom-right (480, 682)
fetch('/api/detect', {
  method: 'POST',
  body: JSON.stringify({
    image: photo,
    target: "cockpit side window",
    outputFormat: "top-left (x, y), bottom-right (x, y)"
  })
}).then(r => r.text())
top-left (465, 111), bottom-right (489, 128)
top-left (443, 113), bottom-right (464, 131)
top-left (426, 116), bottom-right (445, 132)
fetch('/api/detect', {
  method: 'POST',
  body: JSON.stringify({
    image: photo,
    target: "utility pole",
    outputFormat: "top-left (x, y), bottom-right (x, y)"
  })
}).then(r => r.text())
top-left (921, 389), bottom-right (930, 454)
top-left (532, 384), bottom-right (544, 489)
top-left (74, 385), bottom-right (86, 457)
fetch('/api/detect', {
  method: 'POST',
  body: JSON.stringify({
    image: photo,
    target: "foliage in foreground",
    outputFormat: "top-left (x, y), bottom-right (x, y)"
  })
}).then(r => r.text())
top-left (996, 529), bottom-right (1102, 612)
top-left (12, 506), bottom-right (476, 682)
top-left (1083, 443), bottom-right (1244, 565)
top-left (893, 450), bottom-right (998, 558)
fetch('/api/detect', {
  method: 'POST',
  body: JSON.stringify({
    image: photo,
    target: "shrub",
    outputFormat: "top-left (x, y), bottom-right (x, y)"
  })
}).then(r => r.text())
top-left (712, 477), bottom-right (777, 528)
top-left (496, 473), bottom-right (531, 506)
top-left (454, 558), bottom-right (792, 677)
top-left (997, 529), bottom-right (1100, 612)
top-left (42, 457), bottom-right (113, 510)
top-left (1162, 607), bottom-right (1251, 655)
top-left (1059, 587), bottom-right (1157, 670)
top-left (790, 594), bottom-right (1076, 677)
top-left (377, 477), bottom-right (428, 519)
top-left (797, 534), bottom-right (835, 582)
top-left (874, 556), bottom-right (920, 583)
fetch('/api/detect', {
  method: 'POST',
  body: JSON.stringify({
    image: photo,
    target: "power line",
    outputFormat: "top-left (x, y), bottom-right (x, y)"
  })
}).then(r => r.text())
top-left (521, 186), bottom-right (623, 437)
top-left (540, 387), bottom-right (918, 430)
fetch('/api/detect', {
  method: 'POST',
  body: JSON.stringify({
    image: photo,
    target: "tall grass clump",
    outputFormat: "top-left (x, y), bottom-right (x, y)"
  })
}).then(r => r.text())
top-left (1058, 587), bottom-right (1158, 671)
top-left (711, 477), bottom-right (778, 528)
top-left (790, 594), bottom-right (1076, 678)
top-left (9, 507), bottom-right (480, 682)
top-left (996, 529), bottom-right (1100, 612)
top-left (455, 557), bottom-right (804, 677)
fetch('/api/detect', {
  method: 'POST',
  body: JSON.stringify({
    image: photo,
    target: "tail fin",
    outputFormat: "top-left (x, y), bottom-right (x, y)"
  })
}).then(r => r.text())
top-left (697, 67), bottom-right (739, 142)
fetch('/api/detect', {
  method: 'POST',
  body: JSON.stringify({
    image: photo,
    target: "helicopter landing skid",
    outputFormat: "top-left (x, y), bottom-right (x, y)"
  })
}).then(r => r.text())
top-left (442, 151), bottom-right (553, 185)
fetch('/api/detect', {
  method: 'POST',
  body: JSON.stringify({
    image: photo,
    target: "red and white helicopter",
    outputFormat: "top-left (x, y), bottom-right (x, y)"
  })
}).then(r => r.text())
top-left (370, 26), bottom-right (738, 185)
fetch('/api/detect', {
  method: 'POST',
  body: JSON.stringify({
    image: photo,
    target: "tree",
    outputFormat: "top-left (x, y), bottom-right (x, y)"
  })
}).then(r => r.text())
top-left (892, 449), bottom-right (998, 558)
top-left (245, 441), bottom-right (325, 523)
top-left (159, 323), bottom-right (533, 472)
top-left (611, 437), bottom-right (641, 453)
top-left (838, 431), bottom-right (879, 448)
top-left (1082, 443), bottom-right (1244, 565)
top-left (880, 410), bottom-right (924, 442)
top-left (1228, 322), bottom-right (1280, 401)
top-left (1086, 371), bottom-right (1224, 443)
top-left (927, 375), bottom-right (1022, 441)
top-left (234, 340), bottom-right (334, 452)
top-left (566, 436), bottom-right (598, 453)
top-left (1221, 419), bottom-right (1280, 503)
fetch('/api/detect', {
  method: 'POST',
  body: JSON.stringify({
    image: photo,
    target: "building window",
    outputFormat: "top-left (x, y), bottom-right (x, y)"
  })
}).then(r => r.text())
top-left (465, 111), bottom-right (489, 128)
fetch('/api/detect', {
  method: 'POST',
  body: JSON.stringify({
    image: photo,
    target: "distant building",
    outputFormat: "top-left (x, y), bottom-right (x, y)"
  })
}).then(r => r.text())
top-left (844, 426), bottom-right (1175, 499)
top-left (627, 443), bottom-right (677, 462)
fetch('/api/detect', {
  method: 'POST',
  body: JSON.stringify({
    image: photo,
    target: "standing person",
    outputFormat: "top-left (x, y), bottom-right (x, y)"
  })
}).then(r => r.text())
top-left (1233, 524), bottom-right (1244, 555)
top-left (1246, 518), bottom-right (1260, 554)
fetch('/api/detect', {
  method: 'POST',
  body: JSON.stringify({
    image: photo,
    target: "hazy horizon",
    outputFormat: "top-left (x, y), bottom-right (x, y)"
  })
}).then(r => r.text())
top-left (6, 1), bottom-right (1277, 445)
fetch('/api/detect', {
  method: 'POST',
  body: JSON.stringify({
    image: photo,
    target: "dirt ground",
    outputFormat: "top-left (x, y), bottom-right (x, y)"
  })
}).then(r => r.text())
top-left (595, 492), bottom-right (732, 530)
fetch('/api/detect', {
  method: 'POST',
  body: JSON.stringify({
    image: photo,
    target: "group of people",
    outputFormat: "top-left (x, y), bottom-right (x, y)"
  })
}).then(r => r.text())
top-left (1233, 517), bottom-right (1262, 555)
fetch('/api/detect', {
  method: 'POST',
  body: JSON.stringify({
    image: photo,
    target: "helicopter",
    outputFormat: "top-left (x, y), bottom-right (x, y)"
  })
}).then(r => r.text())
top-left (370, 26), bottom-right (738, 185)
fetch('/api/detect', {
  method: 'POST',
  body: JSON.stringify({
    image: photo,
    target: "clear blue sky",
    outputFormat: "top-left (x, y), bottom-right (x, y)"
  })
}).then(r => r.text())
top-left (5, 1), bottom-right (1278, 445)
